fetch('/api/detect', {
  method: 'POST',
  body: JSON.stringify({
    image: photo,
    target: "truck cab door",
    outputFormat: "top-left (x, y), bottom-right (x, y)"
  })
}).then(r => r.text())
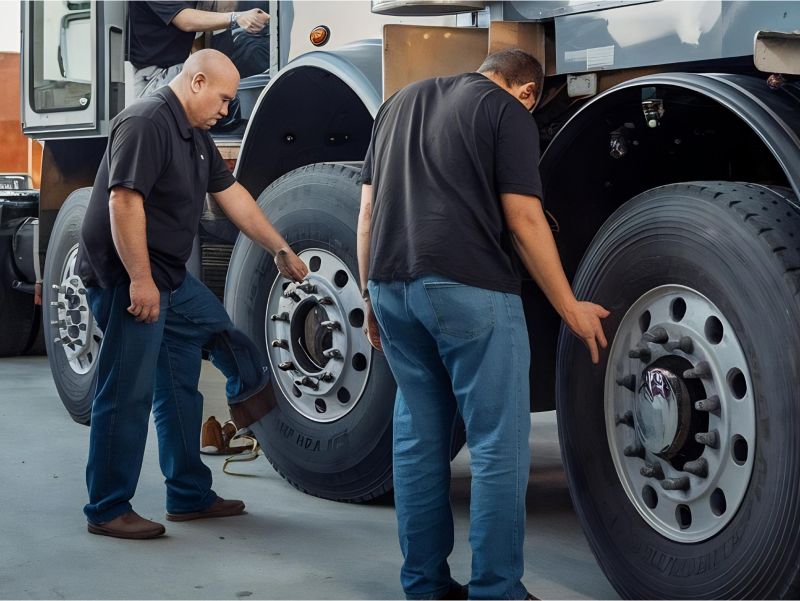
top-left (21, 1), bottom-right (126, 139)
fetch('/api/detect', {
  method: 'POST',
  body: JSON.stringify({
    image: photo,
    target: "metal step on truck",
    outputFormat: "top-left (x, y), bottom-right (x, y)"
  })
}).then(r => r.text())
top-left (11, 0), bottom-right (800, 597)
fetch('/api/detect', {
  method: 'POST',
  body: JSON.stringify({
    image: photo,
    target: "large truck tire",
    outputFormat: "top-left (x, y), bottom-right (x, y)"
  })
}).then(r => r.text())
top-left (43, 188), bottom-right (101, 425)
top-left (557, 182), bottom-right (800, 598)
top-left (225, 163), bottom-right (397, 502)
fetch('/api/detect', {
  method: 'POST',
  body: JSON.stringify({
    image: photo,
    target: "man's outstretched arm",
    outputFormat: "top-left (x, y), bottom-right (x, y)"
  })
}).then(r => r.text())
top-left (501, 192), bottom-right (609, 363)
top-left (109, 186), bottom-right (161, 324)
top-left (211, 182), bottom-right (308, 282)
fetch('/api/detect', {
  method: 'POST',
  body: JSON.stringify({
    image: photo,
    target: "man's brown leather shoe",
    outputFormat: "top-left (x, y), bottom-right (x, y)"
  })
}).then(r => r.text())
top-left (87, 511), bottom-right (166, 540)
top-left (165, 497), bottom-right (245, 522)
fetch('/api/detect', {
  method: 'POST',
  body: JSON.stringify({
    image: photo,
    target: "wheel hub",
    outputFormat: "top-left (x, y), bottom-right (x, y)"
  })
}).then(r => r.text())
top-left (635, 367), bottom-right (692, 456)
top-left (265, 249), bottom-right (372, 423)
top-left (606, 285), bottom-right (756, 543)
top-left (51, 245), bottom-right (102, 375)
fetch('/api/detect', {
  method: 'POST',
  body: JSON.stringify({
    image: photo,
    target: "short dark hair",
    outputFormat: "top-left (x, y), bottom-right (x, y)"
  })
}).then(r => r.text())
top-left (478, 48), bottom-right (544, 99)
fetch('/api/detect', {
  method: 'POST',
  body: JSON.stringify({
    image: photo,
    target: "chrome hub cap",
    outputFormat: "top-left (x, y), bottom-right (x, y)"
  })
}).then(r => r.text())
top-left (635, 367), bottom-right (692, 456)
top-left (51, 245), bottom-right (102, 375)
top-left (606, 285), bottom-right (755, 542)
top-left (265, 249), bottom-right (372, 423)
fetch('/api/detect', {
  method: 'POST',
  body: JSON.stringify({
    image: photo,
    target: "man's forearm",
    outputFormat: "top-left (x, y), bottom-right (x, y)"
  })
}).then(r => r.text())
top-left (357, 184), bottom-right (373, 293)
top-left (504, 197), bottom-right (579, 322)
top-left (172, 9), bottom-right (232, 32)
top-left (212, 183), bottom-right (289, 256)
top-left (109, 188), bottom-right (153, 284)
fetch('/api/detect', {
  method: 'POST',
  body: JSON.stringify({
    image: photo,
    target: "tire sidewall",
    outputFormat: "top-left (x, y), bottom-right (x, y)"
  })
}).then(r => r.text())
top-left (558, 184), bottom-right (800, 598)
top-left (225, 165), bottom-right (396, 500)
top-left (43, 188), bottom-right (97, 425)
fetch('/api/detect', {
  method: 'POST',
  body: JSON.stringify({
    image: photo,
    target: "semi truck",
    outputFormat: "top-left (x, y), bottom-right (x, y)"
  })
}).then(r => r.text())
top-left (11, 0), bottom-right (800, 597)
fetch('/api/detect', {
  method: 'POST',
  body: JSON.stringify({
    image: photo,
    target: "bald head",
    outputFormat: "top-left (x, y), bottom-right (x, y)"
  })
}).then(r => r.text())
top-left (170, 49), bottom-right (240, 130)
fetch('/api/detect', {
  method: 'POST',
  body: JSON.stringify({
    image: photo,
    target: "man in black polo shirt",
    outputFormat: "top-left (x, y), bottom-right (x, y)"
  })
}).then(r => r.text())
top-left (75, 50), bottom-right (307, 540)
top-left (357, 49), bottom-right (609, 599)
top-left (130, 1), bottom-right (269, 97)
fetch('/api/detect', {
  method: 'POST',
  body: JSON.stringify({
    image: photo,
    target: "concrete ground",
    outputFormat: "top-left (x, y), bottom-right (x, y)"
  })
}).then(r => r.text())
top-left (0, 356), bottom-right (618, 600)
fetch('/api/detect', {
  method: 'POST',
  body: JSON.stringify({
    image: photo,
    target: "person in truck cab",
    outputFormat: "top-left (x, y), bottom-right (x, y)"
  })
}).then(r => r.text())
top-left (130, 1), bottom-right (269, 97)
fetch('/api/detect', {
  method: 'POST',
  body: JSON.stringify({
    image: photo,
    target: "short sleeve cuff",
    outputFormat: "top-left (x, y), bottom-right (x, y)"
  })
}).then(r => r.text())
top-left (108, 179), bottom-right (152, 199)
top-left (207, 172), bottom-right (237, 194)
top-left (497, 183), bottom-right (543, 199)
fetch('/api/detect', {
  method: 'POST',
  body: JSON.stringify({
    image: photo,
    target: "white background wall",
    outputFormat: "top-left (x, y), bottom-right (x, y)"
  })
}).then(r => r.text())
top-left (0, 1), bottom-right (21, 53)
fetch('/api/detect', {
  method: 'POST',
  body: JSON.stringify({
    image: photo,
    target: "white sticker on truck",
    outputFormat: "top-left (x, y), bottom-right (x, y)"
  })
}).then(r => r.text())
top-left (564, 46), bottom-right (616, 70)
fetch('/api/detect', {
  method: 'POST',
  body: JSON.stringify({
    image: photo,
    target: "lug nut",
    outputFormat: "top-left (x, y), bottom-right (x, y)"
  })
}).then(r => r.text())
top-left (51, 320), bottom-right (66, 328)
top-left (271, 339), bottom-right (289, 349)
top-left (287, 292), bottom-right (301, 302)
top-left (640, 461), bottom-right (665, 480)
top-left (270, 312), bottom-right (290, 322)
top-left (297, 283), bottom-right (317, 294)
top-left (616, 374), bottom-right (636, 392)
top-left (695, 395), bottom-right (720, 413)
top-left (683, 457), bottom-right (708, 478)
top-left (318, 297), bottom-right (334, 306)
top-left (683, 361), bottom-right (711, 380)
top-left (323, 348), bottom-right (342, 360)
top-left (296, 376), bottom-right (319, 391)
top-left (278, 361), bottom-right (296, 372)
top-left (51, 284), bottom-right (60, 290)
top-left (665, 336), bottom-right (694, 354)
top-left (660, 476), bottom-right (690, 491)
top-left (643, 326), bottom-right (669, 344)
top-left (695, 429), bottom-right (719, 449)
top-left (320, 372), bottom-right (335, 383)
top-left (322, 320), bottom-right (341, 331)
top-left (615, 410), bottom-right (634, 428)
top-left (623, 440), bottom-right (646, 459)
top-left (629, 343), bottom-right (651, 362)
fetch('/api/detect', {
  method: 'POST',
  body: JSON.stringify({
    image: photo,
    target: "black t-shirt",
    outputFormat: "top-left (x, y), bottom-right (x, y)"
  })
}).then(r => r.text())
top-left (75, 87), bottom-right (236, 291)
top-left (362, 72), bottom-right (543, 296)
top-left (129, 1), bottom-right (197, 69)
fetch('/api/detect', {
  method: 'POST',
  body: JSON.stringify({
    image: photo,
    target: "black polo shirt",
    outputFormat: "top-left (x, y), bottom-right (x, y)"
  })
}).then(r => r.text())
top-left (76, 86), bottom-right (236, 292)
top-left (129, 1), bottom-right (197, 70)
top-left (362, 72), bottom-right (543, 295)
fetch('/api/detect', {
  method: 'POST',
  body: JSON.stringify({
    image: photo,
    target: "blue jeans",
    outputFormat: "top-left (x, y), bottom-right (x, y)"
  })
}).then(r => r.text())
top-left (368, 276), bottom-right (531, 601)
top-left (84, 273), bottom-right (270, 525)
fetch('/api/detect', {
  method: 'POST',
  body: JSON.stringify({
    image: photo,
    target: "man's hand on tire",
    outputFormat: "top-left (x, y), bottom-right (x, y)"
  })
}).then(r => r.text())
top-left (129, 277), bottom-right (161, 324)
top-left (563, 301), bottom-right (609, 363)
top-left (236, 8), bottom-right (269, 34)
top-left (274, 248), bottom-right (309, 282)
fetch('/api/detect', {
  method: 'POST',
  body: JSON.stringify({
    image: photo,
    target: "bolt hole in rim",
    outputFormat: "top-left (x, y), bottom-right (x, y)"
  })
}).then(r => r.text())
top-left (606, 285), bottom-right (756, 542)
top-left (54, 245), bottom-right (102, 375)
top-left (266, 249), bottom-right (372, 423)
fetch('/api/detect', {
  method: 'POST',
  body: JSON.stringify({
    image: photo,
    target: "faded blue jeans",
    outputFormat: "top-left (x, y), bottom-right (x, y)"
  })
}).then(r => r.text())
top-left (368, 276), bottom-right (531, 600)
top-left (84, 273), bottom-right (269, 525)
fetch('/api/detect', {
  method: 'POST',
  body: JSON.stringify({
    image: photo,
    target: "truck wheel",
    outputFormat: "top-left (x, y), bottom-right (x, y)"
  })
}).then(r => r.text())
top-left (225, 163), bottom-right (396, 502)
top-left (43, 188), bottom-right (102, 425)
top-left (557, 182), bottom-right (800, 598)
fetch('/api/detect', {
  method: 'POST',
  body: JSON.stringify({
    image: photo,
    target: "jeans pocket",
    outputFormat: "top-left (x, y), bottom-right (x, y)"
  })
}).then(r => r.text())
top-left (367, 281), bottom-right (392, 342)
top-left (423, 281), bottom-right (495, 339)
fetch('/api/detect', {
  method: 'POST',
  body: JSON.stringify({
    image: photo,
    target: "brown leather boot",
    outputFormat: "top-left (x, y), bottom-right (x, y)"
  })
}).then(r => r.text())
top-left (87, 511), bottom-right (166, 540)
top-left (165, 497), bottom-right (245, 522)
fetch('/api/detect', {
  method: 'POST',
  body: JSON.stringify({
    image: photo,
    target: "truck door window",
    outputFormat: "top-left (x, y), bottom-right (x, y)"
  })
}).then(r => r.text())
top-left (30, 1), bottom-right (93, 112)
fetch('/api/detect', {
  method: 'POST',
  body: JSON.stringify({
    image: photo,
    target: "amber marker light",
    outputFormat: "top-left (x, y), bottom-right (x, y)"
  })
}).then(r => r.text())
top-left (310, 26), bottom-right (330, 47)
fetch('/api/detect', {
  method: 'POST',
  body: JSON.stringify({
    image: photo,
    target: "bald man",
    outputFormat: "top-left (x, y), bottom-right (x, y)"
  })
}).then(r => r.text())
top-left (75, 50), bottom-right (307, 540)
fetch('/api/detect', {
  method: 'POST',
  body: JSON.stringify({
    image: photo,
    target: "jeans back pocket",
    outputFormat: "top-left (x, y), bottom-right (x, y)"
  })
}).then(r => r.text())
top-left (423, 281), bottom-right (495, 339)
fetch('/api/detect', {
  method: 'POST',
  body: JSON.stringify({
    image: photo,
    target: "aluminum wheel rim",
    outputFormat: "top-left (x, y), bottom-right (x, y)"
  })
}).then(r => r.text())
top-left (606, 285), bottom-right (755, 543)
top-left (52, 245), bottom-right (103, 375)
top-left (265, 249), bottom-right (372, 423)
